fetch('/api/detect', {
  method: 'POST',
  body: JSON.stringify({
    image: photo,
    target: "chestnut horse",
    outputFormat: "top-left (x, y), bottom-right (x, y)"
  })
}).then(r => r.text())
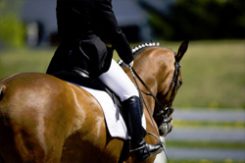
top-left (0, 41), bottom-right (188, 163)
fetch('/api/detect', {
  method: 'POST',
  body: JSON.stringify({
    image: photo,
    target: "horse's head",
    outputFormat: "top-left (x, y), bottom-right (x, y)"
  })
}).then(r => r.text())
top-left (128, 41), bottom-right (188, 136)
top-left (156, 41), bottom-right (188, 108)
top-left (153, 41), bottom-right (188, 135)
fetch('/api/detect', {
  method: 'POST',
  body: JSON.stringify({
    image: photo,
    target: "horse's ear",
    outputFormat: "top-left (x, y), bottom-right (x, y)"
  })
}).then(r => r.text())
top-left (175, 40), bottom-right (189, 62)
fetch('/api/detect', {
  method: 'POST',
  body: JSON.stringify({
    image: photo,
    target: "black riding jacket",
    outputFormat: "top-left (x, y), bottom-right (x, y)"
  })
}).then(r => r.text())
top-left (47, 0), bottom-right (133, 78)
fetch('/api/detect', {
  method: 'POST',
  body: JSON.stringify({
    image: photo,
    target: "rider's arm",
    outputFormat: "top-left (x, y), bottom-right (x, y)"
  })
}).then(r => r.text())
top-left (94, 0), bottom-right (134, 64)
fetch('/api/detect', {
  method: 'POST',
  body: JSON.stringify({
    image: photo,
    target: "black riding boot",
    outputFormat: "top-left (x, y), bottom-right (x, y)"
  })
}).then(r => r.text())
top-left (122, 96), bottom-right (163, 161)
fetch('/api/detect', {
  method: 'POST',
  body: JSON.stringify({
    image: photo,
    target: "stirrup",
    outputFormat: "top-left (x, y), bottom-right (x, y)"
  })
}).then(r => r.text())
top-left (130, 141), bottom-right (163, 161)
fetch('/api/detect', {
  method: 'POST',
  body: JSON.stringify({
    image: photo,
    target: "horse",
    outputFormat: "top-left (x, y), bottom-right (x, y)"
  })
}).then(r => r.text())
top-left (0, 41), bottom-right (188, 163)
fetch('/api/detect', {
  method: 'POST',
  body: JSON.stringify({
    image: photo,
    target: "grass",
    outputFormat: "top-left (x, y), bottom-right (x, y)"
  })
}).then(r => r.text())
top-left (0, 40), bottom-right (245, 109)
top-left (0, 48), bottom-right (55, 78)
top-left (163, 40), bottom-right (245, 109)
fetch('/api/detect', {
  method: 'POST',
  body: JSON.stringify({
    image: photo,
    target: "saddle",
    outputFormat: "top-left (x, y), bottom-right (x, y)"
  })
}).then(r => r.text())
top-left (52, 68), bottom-right (121, 105)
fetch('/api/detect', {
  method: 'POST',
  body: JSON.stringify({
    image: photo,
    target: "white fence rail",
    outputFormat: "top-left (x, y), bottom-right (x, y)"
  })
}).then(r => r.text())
top-left (165, 109), bottom-right (245, 161)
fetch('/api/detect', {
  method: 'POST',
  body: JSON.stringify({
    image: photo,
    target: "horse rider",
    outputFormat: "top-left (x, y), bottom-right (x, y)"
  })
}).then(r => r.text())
top-left (46, 0), bottom-right (163, 161)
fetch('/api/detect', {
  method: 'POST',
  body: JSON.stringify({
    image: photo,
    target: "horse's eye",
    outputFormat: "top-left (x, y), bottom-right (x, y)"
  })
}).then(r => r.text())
top-left (179, 80), bottom-right (183, 86)
top-left (177, 80), bottom-right (182, 89)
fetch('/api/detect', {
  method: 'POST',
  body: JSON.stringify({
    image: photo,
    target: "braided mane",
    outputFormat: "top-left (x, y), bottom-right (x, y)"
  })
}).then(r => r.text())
top-left (132, 42), bottom-right (160, 56)
top-left (118, 42), bottom-right (160, 66)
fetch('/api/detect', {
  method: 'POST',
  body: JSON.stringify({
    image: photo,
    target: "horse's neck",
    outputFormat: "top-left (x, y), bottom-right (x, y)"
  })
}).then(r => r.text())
top-left (129, 53), bottom-right (161, 114)
top-left (133, 49), bottom-right (164, 95)
top-left (132, 47), bottom-right (175, 112)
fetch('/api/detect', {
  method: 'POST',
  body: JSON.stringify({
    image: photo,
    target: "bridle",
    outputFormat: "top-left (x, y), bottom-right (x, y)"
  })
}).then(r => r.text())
top-left (126, 40), bottom-right (188, 162)
top-left (129, 58), bottom-right (181, 159)
top-left (130, 53), bottom-right (181, 134)
top-left (130, 59), bottom-right (181, 118)
top-left (161, 61), bottom-right (181, 108)
top-left (153, 60), bottom-right (181, 130)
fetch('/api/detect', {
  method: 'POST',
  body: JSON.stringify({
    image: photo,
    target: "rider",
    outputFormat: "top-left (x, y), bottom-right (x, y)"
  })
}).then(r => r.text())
top-left (46, 0), bottom-right (162, 160)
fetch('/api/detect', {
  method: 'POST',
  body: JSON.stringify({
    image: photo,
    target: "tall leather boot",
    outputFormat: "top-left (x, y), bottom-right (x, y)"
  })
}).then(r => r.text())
top-left (122, 96), bottom-right (163, 161)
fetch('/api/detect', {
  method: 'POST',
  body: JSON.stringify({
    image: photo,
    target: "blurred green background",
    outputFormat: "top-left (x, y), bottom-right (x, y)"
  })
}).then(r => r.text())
top-left (0, 40), bottom-right (244, 109)
top-left (0, 0), bottom-right (245, 162)
top-left (0, 0), bottom-right (244, 109)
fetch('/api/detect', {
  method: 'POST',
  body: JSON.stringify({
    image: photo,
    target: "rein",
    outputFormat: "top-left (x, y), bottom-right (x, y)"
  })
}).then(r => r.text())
top-left (129, 67), bottom-right (162, 142)
top-left (129, 66), bottom-right (170, 159)
top-left (129, 60), bottom-right (180, 117)
top-left (129, 61), bottom-right (180, 161)
top-left (130, 67), bottom-right (164, 110)
top-left (129, 56), bottom-right (181, 135)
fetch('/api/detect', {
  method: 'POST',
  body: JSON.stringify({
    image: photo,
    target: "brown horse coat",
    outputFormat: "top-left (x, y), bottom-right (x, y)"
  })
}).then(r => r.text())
top-left (0, 42), bottom-right (188, 163)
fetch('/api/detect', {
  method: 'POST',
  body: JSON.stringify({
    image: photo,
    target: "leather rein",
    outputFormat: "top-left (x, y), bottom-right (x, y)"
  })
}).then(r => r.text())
top-left (129, 60), bottom-right (180, 160)
top-left (130, 60), bottom-right (181, 118)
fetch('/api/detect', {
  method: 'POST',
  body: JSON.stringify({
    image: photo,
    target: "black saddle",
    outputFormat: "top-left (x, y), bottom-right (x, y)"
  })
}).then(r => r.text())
top-left (50, 69), bottom-right (122, 108)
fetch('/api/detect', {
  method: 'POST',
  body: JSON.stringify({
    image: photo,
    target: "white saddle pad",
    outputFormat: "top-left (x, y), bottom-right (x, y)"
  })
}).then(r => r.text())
top-left (81, 86), bottom-right (146, 140)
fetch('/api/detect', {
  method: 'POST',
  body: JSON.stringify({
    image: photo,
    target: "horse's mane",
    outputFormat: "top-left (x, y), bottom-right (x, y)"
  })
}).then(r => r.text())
top-left (132, 42), bottom-right (160, 57)
top-left (118, 42), bottom-right (160, 66)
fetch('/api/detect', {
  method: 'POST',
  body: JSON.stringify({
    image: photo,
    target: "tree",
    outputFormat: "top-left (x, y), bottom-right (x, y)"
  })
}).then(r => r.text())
top-left (0, 0), bottom-right (25, 48)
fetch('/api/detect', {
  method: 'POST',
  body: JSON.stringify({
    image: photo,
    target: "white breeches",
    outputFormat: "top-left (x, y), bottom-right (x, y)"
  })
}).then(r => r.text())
top-left (99, 59), bottom-right (139, 102)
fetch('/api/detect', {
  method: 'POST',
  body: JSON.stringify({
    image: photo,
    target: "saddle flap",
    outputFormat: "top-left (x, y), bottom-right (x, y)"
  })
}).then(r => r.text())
top-left (81, 86), bottom-right (146, 140)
